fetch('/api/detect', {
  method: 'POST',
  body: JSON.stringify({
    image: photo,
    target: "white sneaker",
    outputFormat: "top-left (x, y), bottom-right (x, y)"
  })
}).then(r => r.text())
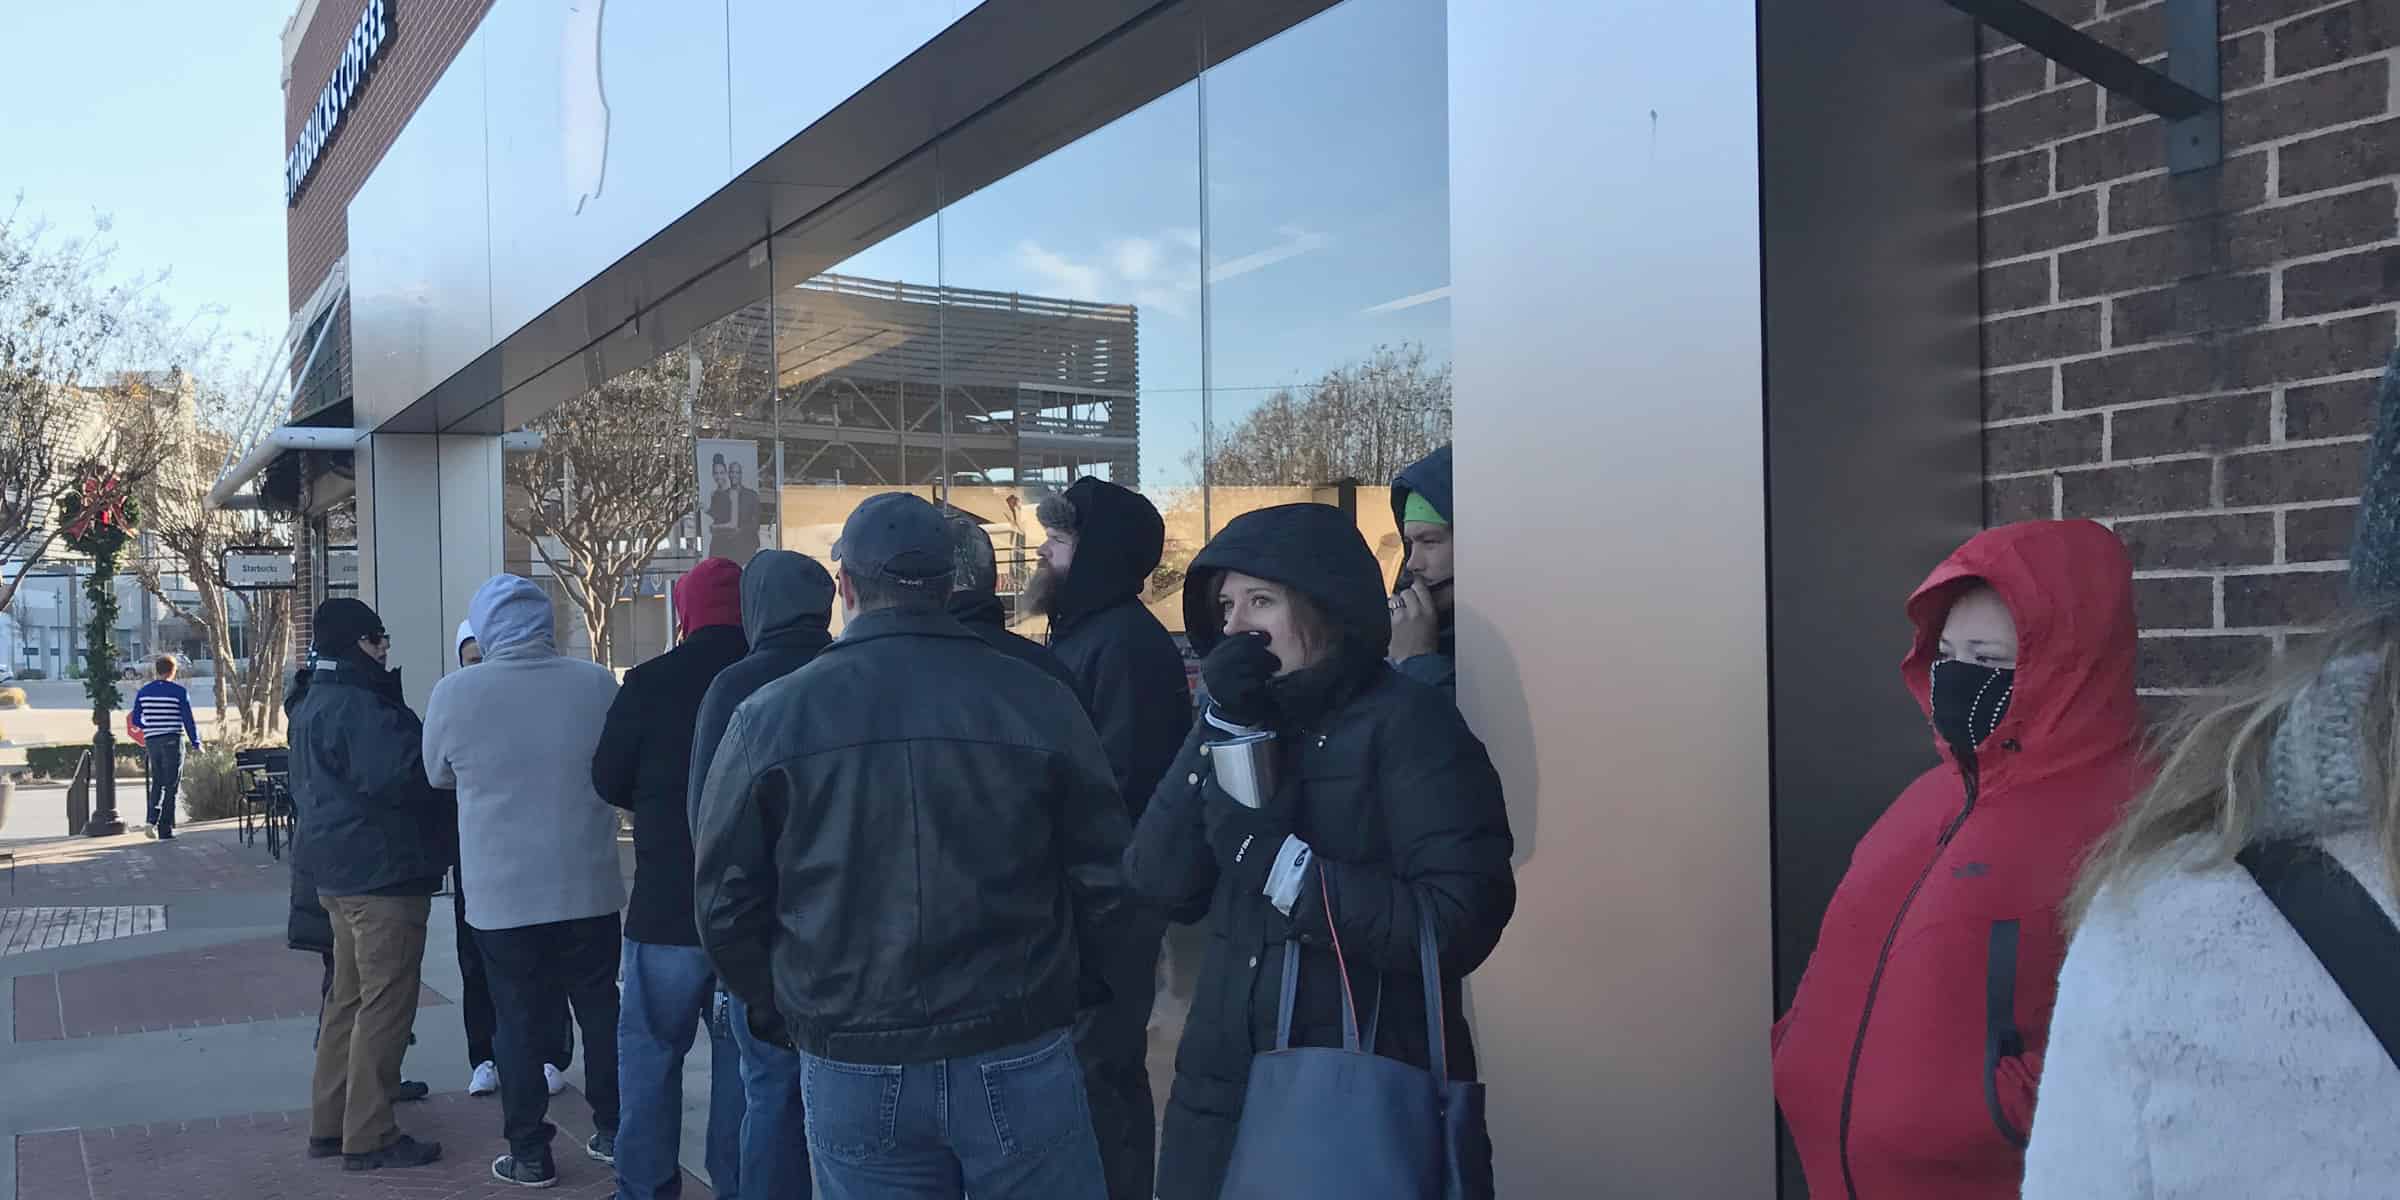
top-left (469, 1060), bottom-right (499, 1096)
top-left (543, 1063), bottom-right (565, 1095)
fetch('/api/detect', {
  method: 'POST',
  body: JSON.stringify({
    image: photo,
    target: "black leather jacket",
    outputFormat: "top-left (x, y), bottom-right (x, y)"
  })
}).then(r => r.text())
top-left (693, 607), bottom-right (1131, 1064)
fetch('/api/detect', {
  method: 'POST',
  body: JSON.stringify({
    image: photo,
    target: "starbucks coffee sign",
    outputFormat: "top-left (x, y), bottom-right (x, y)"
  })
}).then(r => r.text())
top-left (286, 0), bottom-right (392, 206)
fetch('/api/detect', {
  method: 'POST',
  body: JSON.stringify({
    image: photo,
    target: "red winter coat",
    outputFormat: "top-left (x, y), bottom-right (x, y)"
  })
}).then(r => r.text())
top-left (1772, 520), bottom-right (2146, 1200)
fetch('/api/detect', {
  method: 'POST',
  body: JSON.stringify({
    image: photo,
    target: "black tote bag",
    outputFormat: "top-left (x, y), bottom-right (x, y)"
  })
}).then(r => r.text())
top-left (1219, 885), bottom-right (1494, 1200)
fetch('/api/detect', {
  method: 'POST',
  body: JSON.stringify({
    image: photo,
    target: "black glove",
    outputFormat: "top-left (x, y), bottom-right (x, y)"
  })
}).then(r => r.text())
top-left (1203, 784), bottom-right (1292, 902)
top-left (746, 1000), bottom-right (796, 1051)
top-left (1201, 632), bottom-right (1281, 727)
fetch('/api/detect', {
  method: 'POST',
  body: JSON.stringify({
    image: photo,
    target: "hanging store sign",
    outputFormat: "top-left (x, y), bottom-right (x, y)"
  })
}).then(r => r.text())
top-left (224, 547), bottom-right (299, 591)
top-left (285, 0), bottom-right (393, 206)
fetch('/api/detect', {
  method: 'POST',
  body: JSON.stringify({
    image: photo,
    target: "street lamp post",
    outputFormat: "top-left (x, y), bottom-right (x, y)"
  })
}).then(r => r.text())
top-left (61, 471), bottom-right (136, 838)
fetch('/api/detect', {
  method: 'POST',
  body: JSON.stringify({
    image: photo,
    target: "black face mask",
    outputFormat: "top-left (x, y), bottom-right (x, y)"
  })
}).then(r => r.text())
top-left (1929, 658), bottom-right (2015, 753)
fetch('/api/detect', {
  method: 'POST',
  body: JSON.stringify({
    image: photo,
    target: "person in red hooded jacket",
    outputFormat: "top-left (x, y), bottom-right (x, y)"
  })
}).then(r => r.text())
top-left (1771, 519), bottom-right (2145, 1199)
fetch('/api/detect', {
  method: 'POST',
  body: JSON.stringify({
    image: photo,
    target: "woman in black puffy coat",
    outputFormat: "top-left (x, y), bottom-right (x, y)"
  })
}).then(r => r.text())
top-left (1124, 503), bottom-right (1516, 1200)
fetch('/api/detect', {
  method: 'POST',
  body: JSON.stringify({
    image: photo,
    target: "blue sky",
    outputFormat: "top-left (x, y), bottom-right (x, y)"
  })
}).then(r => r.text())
top-left (0, 2), bottom-right (290, 353)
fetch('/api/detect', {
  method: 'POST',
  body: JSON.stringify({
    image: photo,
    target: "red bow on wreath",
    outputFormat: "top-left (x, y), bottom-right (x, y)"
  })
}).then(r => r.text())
top-left (63, 473), bottom-right (127, 542)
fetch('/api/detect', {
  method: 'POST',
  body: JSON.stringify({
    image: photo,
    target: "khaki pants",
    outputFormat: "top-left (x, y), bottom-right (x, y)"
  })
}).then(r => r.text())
top-left (310, 893), bottom-right (430, 1153)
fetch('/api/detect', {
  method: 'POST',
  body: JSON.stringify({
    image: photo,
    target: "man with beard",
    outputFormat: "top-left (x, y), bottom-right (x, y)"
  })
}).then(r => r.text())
top-left (1026, 476), bottom-right (1188, 1200)
top-left (1387, 444), bottom-right (1457, 697)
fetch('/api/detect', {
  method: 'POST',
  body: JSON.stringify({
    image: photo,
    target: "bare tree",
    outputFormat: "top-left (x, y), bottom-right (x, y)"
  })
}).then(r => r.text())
top-left (129, 367), bottom-right (294, 738)
top-left (505, 327), bottom-right (757, 664)
top-left (1196, 343), bottom-right (1453, 487)
top-left (0, 209), bottom-right (172, 614)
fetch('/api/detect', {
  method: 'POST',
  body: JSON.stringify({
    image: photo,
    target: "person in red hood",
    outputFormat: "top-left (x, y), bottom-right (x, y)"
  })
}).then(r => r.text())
top-left (1771, 520), bottom-right (2145, 1199)
top-left (590, 557), bottom-right (749, 1195)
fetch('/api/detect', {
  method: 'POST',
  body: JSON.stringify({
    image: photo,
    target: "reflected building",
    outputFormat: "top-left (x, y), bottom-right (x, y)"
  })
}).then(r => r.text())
top-left (743, 273), bottom-right (1142, 492)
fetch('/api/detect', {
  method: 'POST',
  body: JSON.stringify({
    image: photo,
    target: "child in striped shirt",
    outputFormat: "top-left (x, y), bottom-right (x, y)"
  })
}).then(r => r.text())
top-left (131, 656), bottom-right (202, 838)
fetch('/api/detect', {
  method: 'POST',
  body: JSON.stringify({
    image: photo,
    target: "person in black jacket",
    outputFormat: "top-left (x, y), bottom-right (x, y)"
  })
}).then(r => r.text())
top-left (1387, 444), bottom-right (1457, 696)
top-left (288, 598), bottom-right (451, 1173)
top-left (694, 492), bottom-right (1128, 1200)
top-left (592, 558), bottom-right (749, 1200)
top-left (686, 547), bottom-right (836, 1197)
top-left (1027, 476), bottom-right (1188, 1200)
top-left (1124, 503), bottom-right (1517, 1200)
top-left (945, 508), bottom-right (1080, 696)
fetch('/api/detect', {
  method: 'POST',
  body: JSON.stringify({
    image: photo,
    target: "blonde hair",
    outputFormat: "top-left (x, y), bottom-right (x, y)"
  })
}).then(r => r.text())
top-left (2068, 607), bottom-right (2400, 930)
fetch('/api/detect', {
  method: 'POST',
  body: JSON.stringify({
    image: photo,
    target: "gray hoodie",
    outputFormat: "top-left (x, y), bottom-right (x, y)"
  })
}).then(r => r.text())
top-left (424, 575), bottom-right (624, 932)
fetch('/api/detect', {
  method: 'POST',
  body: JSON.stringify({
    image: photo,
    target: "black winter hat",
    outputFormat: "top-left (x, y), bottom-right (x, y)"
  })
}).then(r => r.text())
top-left (311, 598), bottom-right (386, 657)
top-left (1183, 503), bottom-right (1391, 661)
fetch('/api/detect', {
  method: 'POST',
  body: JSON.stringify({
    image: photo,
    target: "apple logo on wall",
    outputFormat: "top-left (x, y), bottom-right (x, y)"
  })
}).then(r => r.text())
top-left (563, 0), bottom-right (610, 215)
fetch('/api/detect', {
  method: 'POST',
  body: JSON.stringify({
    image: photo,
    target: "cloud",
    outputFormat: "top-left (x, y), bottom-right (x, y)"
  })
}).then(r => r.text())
top-left (1362, 284), bottom-right (1450, 315)
top-left (1014, 240), bottom-right (1103, 298)
top-left (1206, 225), bottom-right (1330, 284)
top-left (1110, 236), bottom-right (1165, 282)
top-left (1014, 234), bottom-right (1198, 317)
top-left (1013, 223), bottom-right (1334, 316)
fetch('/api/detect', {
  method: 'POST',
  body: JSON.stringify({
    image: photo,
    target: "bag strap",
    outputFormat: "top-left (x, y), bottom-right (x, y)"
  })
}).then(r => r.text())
top-left (2237, 839), bottom-right (2400, 1072)
top-left (1982, 919), bottom-right (2028, 1148)
top-left (1275, 871), bottom-right (1365, 1052)
top-left (1418, 901), bottom-right (1448, 1082)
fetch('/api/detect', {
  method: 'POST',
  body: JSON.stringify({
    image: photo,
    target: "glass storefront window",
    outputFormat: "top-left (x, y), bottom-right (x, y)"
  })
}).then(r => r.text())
top-left (482, 0), bottom-right (1447, 662)
top-left (935, 79), bottom-right (1203, 637)
top-left (1203, 0), bottom-right (1451, 578)
top-left (505, 303), bottom-right (772, 667)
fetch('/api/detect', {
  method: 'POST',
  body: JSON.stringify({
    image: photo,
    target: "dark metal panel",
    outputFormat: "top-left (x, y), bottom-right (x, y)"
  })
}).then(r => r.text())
top-left (1757, 1), bottom-right (1984, 1194)
top-left (2165, 0), bottom-right (2223, 175)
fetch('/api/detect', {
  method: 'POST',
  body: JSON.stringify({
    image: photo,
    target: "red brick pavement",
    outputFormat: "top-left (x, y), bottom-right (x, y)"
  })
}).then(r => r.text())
top-left (12, 935), bottom-right (446, 1042)
top-left (14, 1091), bottom-right (716, 1198)
top-left (2, 822), bottom-right (286, 902)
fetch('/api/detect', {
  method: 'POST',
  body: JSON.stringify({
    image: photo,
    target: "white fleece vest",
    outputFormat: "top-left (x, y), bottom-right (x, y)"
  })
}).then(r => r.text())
top-left (2023, 838), bottom-right (2400, 1196)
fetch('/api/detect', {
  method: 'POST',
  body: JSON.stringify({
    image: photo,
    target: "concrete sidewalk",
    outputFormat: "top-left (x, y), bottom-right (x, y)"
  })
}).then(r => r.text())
top-left (0, 823), bottom-right (713, 1199)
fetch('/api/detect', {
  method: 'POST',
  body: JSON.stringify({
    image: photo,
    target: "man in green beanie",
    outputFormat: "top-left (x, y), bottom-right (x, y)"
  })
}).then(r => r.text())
top-left (1389, 445), bottom-right (1456, 696)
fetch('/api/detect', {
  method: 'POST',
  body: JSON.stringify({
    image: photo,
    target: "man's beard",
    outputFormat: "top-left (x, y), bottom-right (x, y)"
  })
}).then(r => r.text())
top-left (1021, 561), bottom-right (1062, 617)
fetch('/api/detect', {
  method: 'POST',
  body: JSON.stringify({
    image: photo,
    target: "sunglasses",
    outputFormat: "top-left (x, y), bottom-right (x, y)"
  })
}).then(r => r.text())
top-left (365, 632), bottom-right (392, 646)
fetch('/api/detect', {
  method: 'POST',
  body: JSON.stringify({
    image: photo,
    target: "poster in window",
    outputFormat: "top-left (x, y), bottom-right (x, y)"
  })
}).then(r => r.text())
top-left (697, 439), bottom-right (763, 566)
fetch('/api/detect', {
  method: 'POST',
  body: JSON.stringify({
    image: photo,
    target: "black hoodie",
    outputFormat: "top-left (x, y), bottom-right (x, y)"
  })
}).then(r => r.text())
top-left (1048, 477), bottom-right (1190, 823)
top-left (687, 551), bottom-right (837, 828)
top-left (951, 588), bottom-right (1082, 699)
top-left (1389, 444), bottom-right (1456, 695)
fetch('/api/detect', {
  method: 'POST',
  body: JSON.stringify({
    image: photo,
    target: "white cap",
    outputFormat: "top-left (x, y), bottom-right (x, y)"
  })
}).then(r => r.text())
top-left (454, 619), bottom-right (477, 664)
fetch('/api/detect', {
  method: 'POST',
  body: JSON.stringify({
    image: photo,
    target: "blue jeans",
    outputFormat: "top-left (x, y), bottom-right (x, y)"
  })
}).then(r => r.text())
top-left (144, 738), bottom-right (182, 834)
top-left (800, 1028), bottom-right (1105, 1200)
top-left (726, 992), bottom-right (811, 1198)
top-left (617, 940), bottom-right (744, 1199)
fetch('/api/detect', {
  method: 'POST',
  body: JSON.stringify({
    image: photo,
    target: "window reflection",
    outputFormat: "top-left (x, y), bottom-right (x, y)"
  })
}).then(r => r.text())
top-left (1204, 0), bottom-right (1451, 580)
top-left (496, 0), bottom-right (1448, 656)
top-left (936, 81), bottom-right (1202, 635)
top-left (504, 304), bottom-right (772, 667)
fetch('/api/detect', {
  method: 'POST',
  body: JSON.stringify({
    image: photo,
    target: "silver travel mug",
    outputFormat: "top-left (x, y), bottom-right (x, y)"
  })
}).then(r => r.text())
top-left (1207, 731), bottom-right (1279, 809)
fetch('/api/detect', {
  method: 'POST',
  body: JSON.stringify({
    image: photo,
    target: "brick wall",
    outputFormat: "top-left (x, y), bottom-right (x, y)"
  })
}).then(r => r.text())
top-left (284, 0), bottom-right (494, 314)
top-left (1980, 0), bottom-right (2400, 699)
